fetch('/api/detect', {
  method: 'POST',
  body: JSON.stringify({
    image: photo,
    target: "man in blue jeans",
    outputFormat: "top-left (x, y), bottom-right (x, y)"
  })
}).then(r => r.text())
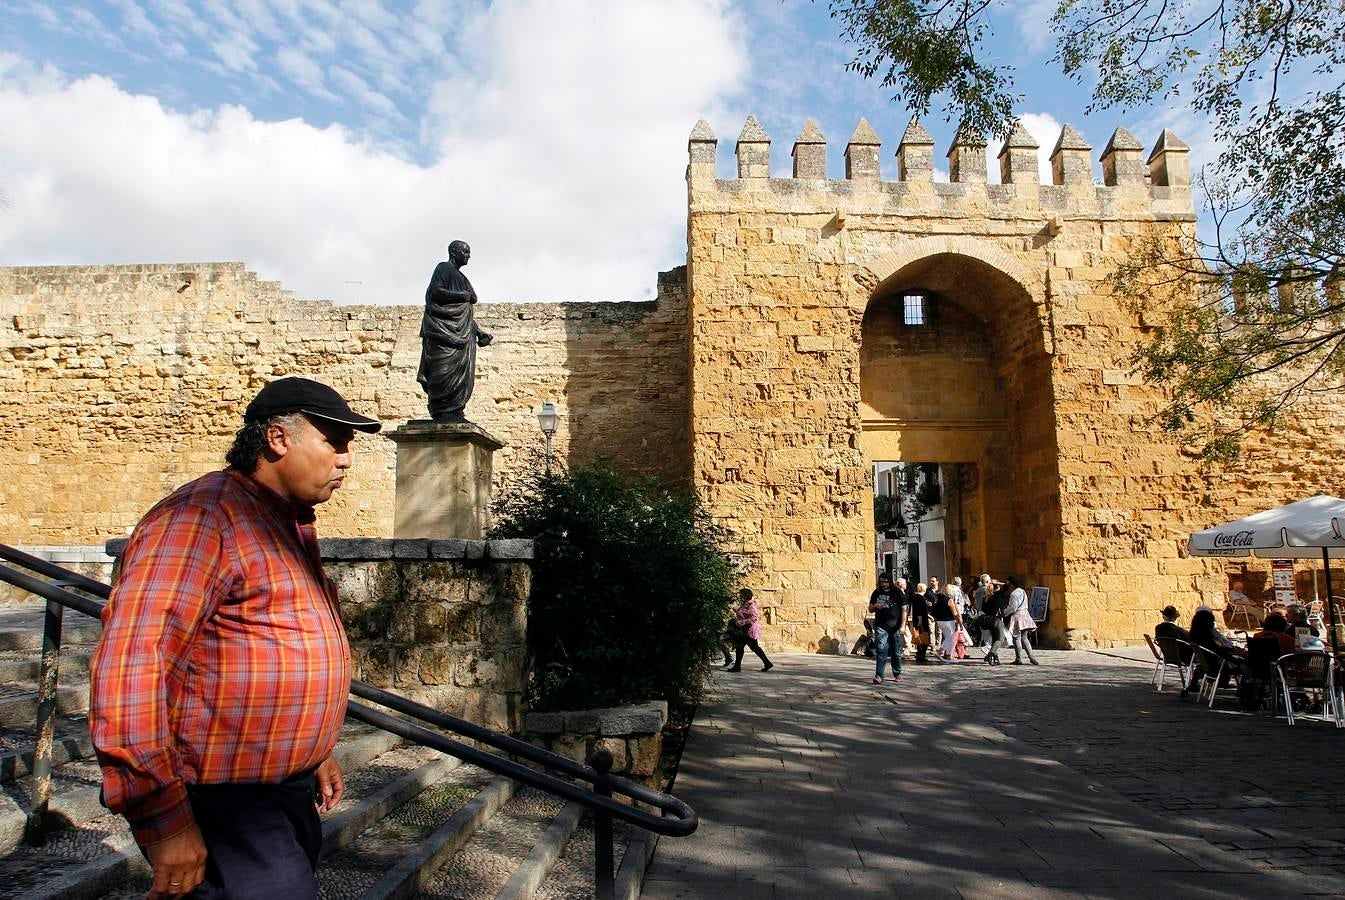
top-left (868, 573), bottom-right (906, 683)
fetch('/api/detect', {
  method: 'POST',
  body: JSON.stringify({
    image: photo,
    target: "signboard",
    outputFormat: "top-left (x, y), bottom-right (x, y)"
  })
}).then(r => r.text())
top-left (1272, 559), bottom-right (1297, 605)
top-left (1029, 586), bottom-right (1050, 623)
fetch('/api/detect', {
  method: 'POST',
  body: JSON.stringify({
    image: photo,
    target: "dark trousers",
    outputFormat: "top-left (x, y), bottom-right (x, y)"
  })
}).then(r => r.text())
top-left (185, 771), bottom-right (322, 899)
top-left (732, 638), bottom-right (771, 669)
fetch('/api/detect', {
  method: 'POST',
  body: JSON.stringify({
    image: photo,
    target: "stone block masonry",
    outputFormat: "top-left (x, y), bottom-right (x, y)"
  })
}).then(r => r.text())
top-left (103, 535), bottom-right (533, 731)
top-left (5, 110), bottom-right (1345, 650)
top-left (685, 114), bottom-right (1345, 650)
top-left (0, 263), bottom-right (689, 545)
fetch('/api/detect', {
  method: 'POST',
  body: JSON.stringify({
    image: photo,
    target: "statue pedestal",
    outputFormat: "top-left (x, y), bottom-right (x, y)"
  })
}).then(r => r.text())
top-left (386, 421), bottom-right (506, 539)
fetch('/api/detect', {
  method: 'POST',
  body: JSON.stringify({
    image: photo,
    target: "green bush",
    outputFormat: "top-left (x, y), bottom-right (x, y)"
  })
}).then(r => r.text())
top-left (489, 458), bottom-right (737, 711)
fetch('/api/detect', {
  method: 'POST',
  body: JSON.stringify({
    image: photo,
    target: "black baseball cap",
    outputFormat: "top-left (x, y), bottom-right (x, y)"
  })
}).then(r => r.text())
top-left (244, 377), bottom-right (382, 433)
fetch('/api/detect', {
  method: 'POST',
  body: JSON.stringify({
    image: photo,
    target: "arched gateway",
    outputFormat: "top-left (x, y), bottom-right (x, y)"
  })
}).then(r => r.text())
top-left (686, 115), bottom-right (1199, 651)
top-left (859, 243), bottom-right (1064, 630)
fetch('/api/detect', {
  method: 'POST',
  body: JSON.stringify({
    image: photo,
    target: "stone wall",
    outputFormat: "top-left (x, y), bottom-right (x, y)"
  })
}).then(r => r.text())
top-left (0, 264), bottom-right (689, 546)
top-left (103, 536), bottom-right (534, 732)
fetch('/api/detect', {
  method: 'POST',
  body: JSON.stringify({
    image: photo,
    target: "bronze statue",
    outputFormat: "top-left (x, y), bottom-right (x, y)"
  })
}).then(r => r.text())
top-left (417, 240), bottom-right (493, 423)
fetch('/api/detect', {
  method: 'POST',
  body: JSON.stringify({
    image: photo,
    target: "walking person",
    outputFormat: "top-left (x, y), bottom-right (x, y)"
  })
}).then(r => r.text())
top-left (89, 377), bottom-right (382, 898)
top-left (727, 588), bottom-right (774, 672)
top-left (970, 574), bottom-right (993, 646)
top-left (932, 582), bottom-right (962, 661)
top-left (948, 576), bottom-right (968, 616)
top-left (868, 572), bottom-right (904, 684)
top-left (909, 582), bottom-right (932, 663)
top-left (981, 580), bottom-right (1011, 665)
top-left (1002, 575), bottom-right (1040, 665)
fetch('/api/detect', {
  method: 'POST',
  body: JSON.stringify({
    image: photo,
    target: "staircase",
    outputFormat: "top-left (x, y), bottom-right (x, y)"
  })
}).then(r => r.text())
top-left (0, 602), bottom-right (664, 900)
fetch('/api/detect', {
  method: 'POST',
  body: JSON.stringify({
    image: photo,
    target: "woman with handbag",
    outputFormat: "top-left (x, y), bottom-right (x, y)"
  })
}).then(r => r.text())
top-left (1003, 575), bottom-right (1039, 665)
top-left (727, 588), bottom-right (774, 672)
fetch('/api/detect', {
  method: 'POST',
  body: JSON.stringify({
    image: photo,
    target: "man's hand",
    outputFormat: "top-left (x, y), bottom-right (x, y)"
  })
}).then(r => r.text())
top-left (145, 823), bottom-right (207, 899)
top-left (314, 756), bottom-right (344, 813)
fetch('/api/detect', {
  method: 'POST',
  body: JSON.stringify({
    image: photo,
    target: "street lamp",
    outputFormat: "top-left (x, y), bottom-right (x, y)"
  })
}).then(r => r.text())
top-left (536, 400), bottom-right (559, 475)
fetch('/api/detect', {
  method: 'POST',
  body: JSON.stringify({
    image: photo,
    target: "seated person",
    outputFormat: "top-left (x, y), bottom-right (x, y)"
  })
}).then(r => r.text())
top-left (1253, 613), bottom-right (1296, 656)
top-left (1154, 605), bottom-right (1192, 661)
top-left (1284, 604), bottom-right (1321, 640)
top-left (1222, 580), bottom-right (1264, 630)
top-left (1187, 606), bottom-right (1242, 692)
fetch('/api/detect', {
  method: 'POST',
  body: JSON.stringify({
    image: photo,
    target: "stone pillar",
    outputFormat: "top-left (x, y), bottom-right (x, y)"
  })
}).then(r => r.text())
top-left (946, 128), bottom-right (987, 183)
top-left (736, 114), bottom-right (771, 180)
top-left (844, 118), bottom-right (881, 181)
top-left (1049, 124), bottom-right (1092, 186)
top-left (896, 118), bottom-right (934, 182)
top-left (1147, 128), bottom-right (1191, 187)
top-left (387, 422), bottom-right (506, 539)
top-left (791, 118), bottom-right (827, 179)
top-left (688, 119), bottom-right (718, 184)
top-left (997, 120), bottom-right (1040, 185)
top-left (1099, 127), bottom-right (1145, 186)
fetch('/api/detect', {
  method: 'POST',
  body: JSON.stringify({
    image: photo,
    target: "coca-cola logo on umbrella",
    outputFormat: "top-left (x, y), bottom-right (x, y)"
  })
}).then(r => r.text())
top-left (1212, 530), bottom-right (1256, 549)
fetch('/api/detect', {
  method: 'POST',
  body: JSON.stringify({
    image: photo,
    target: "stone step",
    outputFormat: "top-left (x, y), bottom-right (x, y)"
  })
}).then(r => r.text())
top-left (0, 683), bottom-right (90, 729)
top-left (355, 775), bottom-right (516, 900)
top-left (532, 810), bottom-right (645, 900)
top-left (0, 625), bottom-right (102, 653)
top-left (495, 801), bottom-right (584, 900)
top-left (0, 712), bottom-right (96, 784)
top-left (319, 763), bottom-right (501, 899)
top-left (411, 785), bottom-right (566, 900)
top-left (0, 728), bottom-right (407, 899)
top-left (0, 648), bottom-right (94, 685)
top-left (0, 757), bottom-right (105, 856)
top-left (0, 721), bottom-right (395, 858)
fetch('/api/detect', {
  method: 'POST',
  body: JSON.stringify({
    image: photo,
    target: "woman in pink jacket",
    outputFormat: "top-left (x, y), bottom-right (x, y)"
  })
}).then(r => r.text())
top-left (727, 588), bottom-right (775, 672)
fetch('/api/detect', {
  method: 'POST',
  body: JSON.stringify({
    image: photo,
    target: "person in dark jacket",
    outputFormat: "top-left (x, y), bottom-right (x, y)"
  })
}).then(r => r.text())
top-left (909, 582), bottom-right (932, 663)
top-left (982, 580), bottom-right (1011, 665)
top-left (867, 573), bottom-right (904, 684)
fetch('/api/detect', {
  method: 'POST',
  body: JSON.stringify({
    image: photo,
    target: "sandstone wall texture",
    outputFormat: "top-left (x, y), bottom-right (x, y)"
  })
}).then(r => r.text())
top-left (101, 536), bottom-right (534, 731)
top-left (687, 116), bottom-right (1345, 650)
top-left (0, 264), bottom-right (689, 546)
top-left (5, 116), bottom-right (1342, 650)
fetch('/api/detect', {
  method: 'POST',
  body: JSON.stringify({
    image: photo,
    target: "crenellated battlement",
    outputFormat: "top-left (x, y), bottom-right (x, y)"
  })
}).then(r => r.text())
top-left (687, 116), bottom-right (1195, 221)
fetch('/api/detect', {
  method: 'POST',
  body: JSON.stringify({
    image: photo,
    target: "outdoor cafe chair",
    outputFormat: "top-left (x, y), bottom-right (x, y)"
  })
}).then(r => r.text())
top-left (1225, 602), bottom-right (1266, 632)
top-left (1150, 635), bottom-right (1193, 693)
top-left (1241, 636), bottom-right (1287, 715)
top-left (1274, 651), bottom-right (1342, 727)
top-left (1194, 644), bottom-right (1239, 708)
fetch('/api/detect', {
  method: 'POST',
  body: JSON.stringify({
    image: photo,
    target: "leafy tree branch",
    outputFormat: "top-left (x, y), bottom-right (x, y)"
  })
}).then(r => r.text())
top-left (825, 0), bottom-right (1344, 458)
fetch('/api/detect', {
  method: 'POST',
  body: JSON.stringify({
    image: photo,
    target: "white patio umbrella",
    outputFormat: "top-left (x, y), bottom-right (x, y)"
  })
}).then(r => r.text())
top-left (1188, 494), bottom-right (1345, 657)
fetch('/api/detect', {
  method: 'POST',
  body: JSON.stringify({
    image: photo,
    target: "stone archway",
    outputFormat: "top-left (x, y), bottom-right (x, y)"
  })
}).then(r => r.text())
top-left (856, 243), bottom-right (1066, 642)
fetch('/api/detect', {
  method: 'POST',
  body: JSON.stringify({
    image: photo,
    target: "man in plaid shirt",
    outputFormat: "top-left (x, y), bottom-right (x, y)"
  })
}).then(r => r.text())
top-left (90, 377), bottom-right (381, 898)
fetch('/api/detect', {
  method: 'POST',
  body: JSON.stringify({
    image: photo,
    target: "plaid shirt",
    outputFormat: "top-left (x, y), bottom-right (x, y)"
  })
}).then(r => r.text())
top-left (90, 470), bottom-right (351, 847)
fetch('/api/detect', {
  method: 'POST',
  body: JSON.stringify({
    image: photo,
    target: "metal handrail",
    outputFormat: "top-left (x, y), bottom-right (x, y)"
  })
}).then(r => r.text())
top-left (0, 545), bottom-right (697, 897)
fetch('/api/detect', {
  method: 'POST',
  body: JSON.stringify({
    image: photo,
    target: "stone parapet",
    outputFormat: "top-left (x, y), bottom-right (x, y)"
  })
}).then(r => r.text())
top-left (525, 701), bottom-right (668, 786)
top-left (689, 116), bottom-right (1196, 222)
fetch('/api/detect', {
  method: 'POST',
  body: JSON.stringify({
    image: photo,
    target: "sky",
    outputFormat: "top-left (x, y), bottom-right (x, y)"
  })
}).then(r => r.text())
top-left (0, 0), bottom-right (1216, 305)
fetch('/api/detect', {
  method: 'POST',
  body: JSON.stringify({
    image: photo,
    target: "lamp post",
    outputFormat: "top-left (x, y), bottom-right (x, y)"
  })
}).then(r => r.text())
top-left (536, 400), bottom-right (559, 476)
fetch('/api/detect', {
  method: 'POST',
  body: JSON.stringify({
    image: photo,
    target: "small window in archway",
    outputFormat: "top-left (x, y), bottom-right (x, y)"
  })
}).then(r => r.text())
top-left (902, 293), bottom-right (927, 326)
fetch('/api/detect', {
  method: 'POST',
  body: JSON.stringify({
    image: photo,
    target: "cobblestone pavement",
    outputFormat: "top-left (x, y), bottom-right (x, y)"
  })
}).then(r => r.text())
top-left (643, 650), bottom-right (1345, 898)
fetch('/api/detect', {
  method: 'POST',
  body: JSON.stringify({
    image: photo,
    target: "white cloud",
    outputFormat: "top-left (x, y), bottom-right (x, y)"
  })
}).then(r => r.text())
top-left (276, 46), bottom-right (338, 102)
top-left (328, 64), bottom-right (400, 120)
top-left (1009, 0), bottom-right (1057, 55)
top-left (0, 0), bottom-right (747, 305)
